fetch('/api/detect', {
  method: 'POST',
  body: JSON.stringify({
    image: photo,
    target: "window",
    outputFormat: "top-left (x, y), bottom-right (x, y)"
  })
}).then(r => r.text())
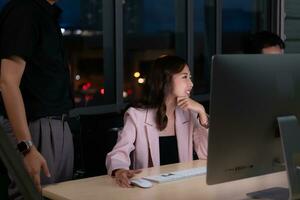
top-left (193, 0), bottom-right (216, 95)
top-left (222, 0), bottom-right (273, 53)
top-left (58, 0), bottom-right (116, 109)
top-left (0, 0), bottom-right (280, 115)
top-left (123, 0), bottom-right (185, 102)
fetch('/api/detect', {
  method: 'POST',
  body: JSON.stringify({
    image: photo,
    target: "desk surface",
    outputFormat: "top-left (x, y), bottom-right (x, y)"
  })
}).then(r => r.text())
top-left (43, 160), bottom-right (288, 200)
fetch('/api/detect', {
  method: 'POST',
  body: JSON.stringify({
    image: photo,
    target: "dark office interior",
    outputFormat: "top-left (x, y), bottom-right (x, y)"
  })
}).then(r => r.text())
top-left (1, 0), bottom-right (300, 199)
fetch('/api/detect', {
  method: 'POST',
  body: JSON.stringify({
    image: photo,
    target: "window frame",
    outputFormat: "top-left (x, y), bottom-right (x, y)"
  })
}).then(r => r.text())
top-left (69, 0), bottom-right (282, 117)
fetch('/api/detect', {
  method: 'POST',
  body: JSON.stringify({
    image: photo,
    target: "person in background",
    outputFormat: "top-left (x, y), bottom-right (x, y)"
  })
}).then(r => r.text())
top-left (106, 55), bottom-right (209, 187)
top-left (0, 0), bottom-right (74, 199)
top-left (244, 31), bottom-right (285, 54)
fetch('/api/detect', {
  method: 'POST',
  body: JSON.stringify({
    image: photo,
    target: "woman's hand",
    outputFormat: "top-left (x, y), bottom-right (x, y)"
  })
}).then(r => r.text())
top-left (113, 169), bottom-right (142, 187)
top-left (177, 97), bottom-right (209, 128)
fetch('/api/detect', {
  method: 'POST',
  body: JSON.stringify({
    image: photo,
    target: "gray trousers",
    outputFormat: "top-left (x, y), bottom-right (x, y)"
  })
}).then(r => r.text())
top-left (0, 116), bottom-right (74, 200)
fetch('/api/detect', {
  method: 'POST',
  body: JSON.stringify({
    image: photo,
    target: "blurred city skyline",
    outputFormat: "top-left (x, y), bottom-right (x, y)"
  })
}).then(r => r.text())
top-left (56, 0), bottom-right (254, 32)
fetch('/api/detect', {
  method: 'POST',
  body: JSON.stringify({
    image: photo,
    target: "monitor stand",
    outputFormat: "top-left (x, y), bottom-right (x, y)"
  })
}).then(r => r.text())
top-left (247, 115), bottom-right (300, 200)
top-left (247, 187), bottom-right (289, 200)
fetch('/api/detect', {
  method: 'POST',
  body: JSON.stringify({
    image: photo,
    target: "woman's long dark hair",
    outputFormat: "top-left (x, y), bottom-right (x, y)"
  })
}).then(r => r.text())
top-left (136, 55), bottom-right (187, 131)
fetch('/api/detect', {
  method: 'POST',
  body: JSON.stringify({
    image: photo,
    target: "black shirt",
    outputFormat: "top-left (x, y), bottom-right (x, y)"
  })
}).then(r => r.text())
top-left (159, 136), bottom-right (179, 165)
top-left (0, 0), bottom-right (73, 121)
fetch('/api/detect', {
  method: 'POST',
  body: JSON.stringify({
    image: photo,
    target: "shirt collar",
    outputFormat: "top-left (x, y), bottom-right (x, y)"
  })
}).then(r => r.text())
top-left (34, 0), bottom-right (62, 20)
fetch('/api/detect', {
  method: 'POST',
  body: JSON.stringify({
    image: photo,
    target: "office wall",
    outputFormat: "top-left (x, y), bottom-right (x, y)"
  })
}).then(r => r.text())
top-left (285, 0), bottom-right (300, 52)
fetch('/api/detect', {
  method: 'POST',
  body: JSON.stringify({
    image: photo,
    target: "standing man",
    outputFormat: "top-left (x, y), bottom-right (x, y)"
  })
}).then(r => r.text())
top-left (0, 0), bottom-right (74, 199)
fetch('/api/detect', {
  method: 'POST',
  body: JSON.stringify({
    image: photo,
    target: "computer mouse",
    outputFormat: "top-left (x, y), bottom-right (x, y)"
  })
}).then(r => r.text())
top-left (130, 178), bottom-right (153, 188)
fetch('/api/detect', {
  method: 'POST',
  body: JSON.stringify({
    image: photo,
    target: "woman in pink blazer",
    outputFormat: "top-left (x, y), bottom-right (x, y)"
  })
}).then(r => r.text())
top-left (106, 55), bottom-right (209, 187)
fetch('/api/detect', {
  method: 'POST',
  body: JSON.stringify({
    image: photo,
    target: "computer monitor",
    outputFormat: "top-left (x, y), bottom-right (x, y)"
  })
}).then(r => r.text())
top-left (207, 54), bottom-right (300, 199)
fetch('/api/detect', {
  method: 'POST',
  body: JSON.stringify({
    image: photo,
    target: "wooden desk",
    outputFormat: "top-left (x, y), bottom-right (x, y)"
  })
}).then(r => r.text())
top-left (43, 160), bottom-right (288, 200)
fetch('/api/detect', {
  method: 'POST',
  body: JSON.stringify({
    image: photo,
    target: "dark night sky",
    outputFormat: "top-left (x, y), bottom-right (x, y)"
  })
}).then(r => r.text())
top-left (0, 0), bottom-right (254, 32)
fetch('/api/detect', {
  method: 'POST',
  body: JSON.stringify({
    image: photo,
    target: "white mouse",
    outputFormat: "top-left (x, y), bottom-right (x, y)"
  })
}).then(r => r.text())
top-left (130, 178), bottom-right (153, 188)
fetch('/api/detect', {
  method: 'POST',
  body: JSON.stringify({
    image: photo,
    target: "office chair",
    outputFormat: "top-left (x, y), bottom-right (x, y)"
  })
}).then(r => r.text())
top-left (73, 112), bottom-right (123, 177)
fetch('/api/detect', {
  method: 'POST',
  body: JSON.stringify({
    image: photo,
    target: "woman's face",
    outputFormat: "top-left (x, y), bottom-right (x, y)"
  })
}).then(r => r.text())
top-left (169, 65), bottom-right (193, 98)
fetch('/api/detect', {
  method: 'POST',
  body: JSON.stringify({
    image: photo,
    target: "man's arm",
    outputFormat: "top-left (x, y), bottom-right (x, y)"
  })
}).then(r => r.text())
top-left (0, 57), bottom-right (50, 191)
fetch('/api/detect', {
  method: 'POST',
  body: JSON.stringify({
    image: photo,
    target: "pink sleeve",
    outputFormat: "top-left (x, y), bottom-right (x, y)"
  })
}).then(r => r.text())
top-left (192, 113), bottom-right (209, 159)
top-left (105, 109), bottom-right (137, 175)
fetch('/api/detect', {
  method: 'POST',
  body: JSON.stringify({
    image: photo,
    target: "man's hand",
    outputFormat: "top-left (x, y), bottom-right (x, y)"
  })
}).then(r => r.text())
top-left (23, 146), bottom-right (50, 191)
top-left (1, 57), bottom-right (51, 190)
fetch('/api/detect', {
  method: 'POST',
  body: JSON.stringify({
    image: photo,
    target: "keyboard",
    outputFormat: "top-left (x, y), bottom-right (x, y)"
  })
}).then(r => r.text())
top-left (143, 166), bottom-right (207, 183)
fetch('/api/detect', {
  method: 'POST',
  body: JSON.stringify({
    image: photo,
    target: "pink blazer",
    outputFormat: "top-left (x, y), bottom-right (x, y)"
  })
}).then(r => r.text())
top-left (106, 107), bottom-right (208, 175)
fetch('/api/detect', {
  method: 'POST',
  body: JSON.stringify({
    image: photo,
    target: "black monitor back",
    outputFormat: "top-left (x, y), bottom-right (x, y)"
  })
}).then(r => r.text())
top-left (206, 54), bottom-right (300, 185)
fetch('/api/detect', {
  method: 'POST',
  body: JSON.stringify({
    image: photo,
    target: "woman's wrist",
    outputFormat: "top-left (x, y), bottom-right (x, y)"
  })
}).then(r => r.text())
top-left (197, 106), bottom-right (206, 115)
top-left (112, 169), bottom-right (121, 176)
top-left (112, 168), bottom-right (126, 176)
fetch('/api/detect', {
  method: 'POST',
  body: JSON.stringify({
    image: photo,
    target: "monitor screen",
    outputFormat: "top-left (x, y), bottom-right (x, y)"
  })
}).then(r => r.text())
top-left (206, 54), bottom-right (300, 186)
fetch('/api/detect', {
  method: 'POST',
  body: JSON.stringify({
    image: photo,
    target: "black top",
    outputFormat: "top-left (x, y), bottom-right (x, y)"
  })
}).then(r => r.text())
top-left (0, 0), bottom-right (73, 121)
top-left (159, 136), bottom-right (179, 165)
